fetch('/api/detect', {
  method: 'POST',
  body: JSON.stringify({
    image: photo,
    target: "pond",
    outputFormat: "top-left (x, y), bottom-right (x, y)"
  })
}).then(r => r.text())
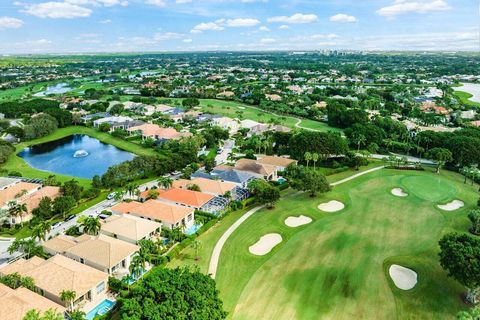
top-left (18, 135), bottom-right (135, 179)
top-left (33, 82), bottom-right (73, 97)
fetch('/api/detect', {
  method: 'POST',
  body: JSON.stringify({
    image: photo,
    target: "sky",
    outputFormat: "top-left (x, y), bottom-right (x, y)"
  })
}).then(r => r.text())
top-left (0, 0), bottom-right (478, 54)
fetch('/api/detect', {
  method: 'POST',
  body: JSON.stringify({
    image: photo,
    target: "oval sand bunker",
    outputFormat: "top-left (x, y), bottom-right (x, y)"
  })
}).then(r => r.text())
top-left (389, 264), bottom-right (417, 290)
top-left (318, 200), bottom-right (345, 212)
top-left (285, 215), bottom-right (312, 227)
top-left (391, 188), bottom-right (408, 197)
top-left (437, 200), bottom-right (464, 211)
top-left (249, 233), bottom-right (282, 256)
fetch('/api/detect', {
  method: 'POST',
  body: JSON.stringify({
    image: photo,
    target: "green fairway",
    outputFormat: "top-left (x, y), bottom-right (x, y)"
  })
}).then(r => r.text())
top-left (213, 169), bottom-right (477, 319)
top-left (1, 126), bottom-right (155, 188)
top-left (453, 91), bottom-right (480, 108)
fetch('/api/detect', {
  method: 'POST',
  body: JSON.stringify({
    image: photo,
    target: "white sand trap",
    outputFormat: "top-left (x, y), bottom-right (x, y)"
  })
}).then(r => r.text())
top-left (249, 233), bottom-right (282, 256)
top-left (285, 215), bottom-right (312, 227)
top-left (437, 200), bottom-right (464, 211)
top-left (391, 188), bottom-right (408, 197)
top-left (318, 200), bottom-right (345, 212)
top-left (389, 265), bottom-right (417, 290)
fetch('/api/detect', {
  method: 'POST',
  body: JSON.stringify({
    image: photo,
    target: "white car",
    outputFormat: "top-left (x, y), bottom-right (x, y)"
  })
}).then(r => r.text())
top-left (51, 222), bottom-right (63, 229)
top-left (107, 192), bottom-right (116, 200)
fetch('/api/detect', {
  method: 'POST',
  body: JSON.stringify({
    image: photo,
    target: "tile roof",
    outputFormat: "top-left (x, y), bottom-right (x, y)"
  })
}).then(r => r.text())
top-left (158, 188), bottom-right (215, 207)
top-left (256, 156), bottom-right (297, 168)
top-left (43, 234), bottom-right (139, 270)
top-left (113, 200), bottom-right (193, 224)
top-left (173, 177), bottom-right (236, 195)
top-left (0, 283), bottom-right (65, 320)
top-left (101, 214), bottom-right (161, 241)
top-left (0, 182), bottom-right (41, 207)
top-left (0, 255), bottom-right (107, 298)
top-left (235, 159), bottom-right (276, 176)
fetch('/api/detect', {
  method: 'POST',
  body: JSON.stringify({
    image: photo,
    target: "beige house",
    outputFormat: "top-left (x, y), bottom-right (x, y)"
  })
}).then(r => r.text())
top-left (100, 214), bottom-right (161, 244)
top-left (234, 158), bottom-right (278, 181)
top-left (111, 199), bottom-right (195, 231)
top-left (0, 255), bottom-right (108, 312)
top-left (255, 156), bottom-right (297, 171)
top-left (42, 234), bottom-right (139, 276)
top-left (0, 283), bottom-right (66, 320)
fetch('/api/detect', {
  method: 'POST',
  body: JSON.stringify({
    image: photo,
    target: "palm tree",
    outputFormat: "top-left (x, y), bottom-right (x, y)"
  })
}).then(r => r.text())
top-left (17, 203), bottom-right (27, 223)
top-left (7, 201), bottom-right (21, 224)
top-left (113, 191), bottom-right (124, 202)
top-left (157, 177), bottom-right (173, 190)
top-left (354, 134), bottom-right (366, 153)
top-left (304, 152), bottom-right (312, 168)
top-left (68, 310), bottom-right (86, 320)
top-left (78, 216), bottom-right (101, 235)
top-left (20, 276), bottom-right (35, 291)
top-left (23, 309), bottom-right (41, 320)
top-left (192, 240), bottom-right (202, 261)
top-left (40, 309), bottom-right (64, 320)
top-left (126, 183), bottom-right (139, 198)
top-left (60, 289), bottom-right (76, 312)
top-left (311, 153), bottom-right (319, 169)
top-left (32, 221), bottom-right (51, 242)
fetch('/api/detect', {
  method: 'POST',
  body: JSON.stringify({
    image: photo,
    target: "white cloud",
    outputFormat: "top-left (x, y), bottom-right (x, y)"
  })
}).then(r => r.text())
top-left (330, 13), bottom-right (357, 23)
top-left (191, 21), bottom-right (224, 33)
top-left (65, 0), bottom-right (127, 7)
top-left (99, 19), bottom-right (112, 24)
top-left (176, 0), bottom-right (191, 3)
top-left (182, 38), bottom-right (193, 43)
top-left (153, 32), bottom-right (184, 41)
top-left (145, 0), bottom-right (166, 7)
top-left (226, 18), bottom-right (260, 27)
top-left (258, 26), bottom-right (270, 32)
top-left (0, 17), bottom-right (24, 30)
top-left (20, 2), bottom-right (92, 19)
top-left (267, 13), bottom-right (318, 24)
top-left (279, 24), bottom-right (289, 30)
top-left (260, 38), bottom-right (276, 44)
top-left (377, 0), bottom-right (451, 17)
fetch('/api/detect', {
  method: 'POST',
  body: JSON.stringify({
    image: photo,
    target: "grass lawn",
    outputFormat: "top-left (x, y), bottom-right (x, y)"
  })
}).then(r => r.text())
top-left (2, 126), bottom-right (156, 189)
top-left (167, 98), bottom-right (341, 133)
top-left (453, 91), bottom-right (480, 108)
top-left (212, 169), bottom-right (477, 319)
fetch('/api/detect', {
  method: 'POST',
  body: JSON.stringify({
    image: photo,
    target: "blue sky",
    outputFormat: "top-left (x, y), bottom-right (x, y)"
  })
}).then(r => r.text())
top-left (0, 0), bottom-right (478, 54)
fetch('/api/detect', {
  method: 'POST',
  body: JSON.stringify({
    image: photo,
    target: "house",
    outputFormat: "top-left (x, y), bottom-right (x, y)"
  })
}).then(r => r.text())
top-left (100, 214), bottom-right (161, 245)
top-left (173, 177), bottom-right (248, 201)
top-left (93, 116), bottom-right (143, 131)
top-left (265, 94), bottom-right (282, 101)
top-left (240, 119), bottom-right (261, 130)
top-left (127, 124), bottom-right (192, 141)
top-left (0, 178), bottom-right (61, 225)
top-left (156, 188), bottom-right (220, 213)
top-left (211, 117), bottom-right (240, 134)
top-left (0, 255), bottom-right (108, 312)
top-left (234, 158), bottom-right (277, 181)
top-left (42, 234), bottom-right (139, 276)
top-left (192, 167), bottom-right (257, 188)
top-left (0, 283), bottom-right (66, 320)
top-left (216, 91), bottom-right (235, 99)
top-left (111, 200), bottom-right (195, 230)
top-left (255, 155), bottom-right (297, 171)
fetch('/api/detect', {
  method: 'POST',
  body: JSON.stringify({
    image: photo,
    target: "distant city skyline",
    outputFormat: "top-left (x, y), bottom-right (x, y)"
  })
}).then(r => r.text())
top-left (0, 0), bottom-right (478, 54)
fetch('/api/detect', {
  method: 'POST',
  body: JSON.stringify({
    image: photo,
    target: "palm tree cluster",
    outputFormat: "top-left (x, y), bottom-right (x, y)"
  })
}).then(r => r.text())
top-left (303, 152), bottom-right (320, 169)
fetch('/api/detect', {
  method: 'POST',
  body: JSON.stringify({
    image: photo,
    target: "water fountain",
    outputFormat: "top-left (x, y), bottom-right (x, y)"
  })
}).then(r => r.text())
top-left (73, 149), bottom-right (89, 158)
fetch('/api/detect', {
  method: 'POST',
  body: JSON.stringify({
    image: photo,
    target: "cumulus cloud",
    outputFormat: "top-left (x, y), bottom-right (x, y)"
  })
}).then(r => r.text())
top-left (267, 13), bottom-right (318, 24)
top-left (191, 17), bottom-right (260, 33)
top-left (226, 18), bottom-right (260, 27)
top-left (20, 2), bottom-right (92, 19)
top-left (145, 0), bottom-right (166, 7)
top-left (377, 0), bottom-right (451, 17)
top-left (330, 13), bottom-right (357, 23)
top-left (191, 21), bottom-right (225, 33)
top-left (0, 17), bottom-right (24, 30)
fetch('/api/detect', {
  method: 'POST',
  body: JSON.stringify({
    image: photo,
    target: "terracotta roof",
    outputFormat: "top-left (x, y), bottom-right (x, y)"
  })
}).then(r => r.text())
top-left (101, 214), bottom-right (161, 241)
top-left (115, 199), bottom-right (193, 224)
top-left (158, 188), bottom-right (215, 208)
top-left (0, 283), bottom-right (65, 320)
top-left (0, 255), bottom-right (107, 298)
top-left (0, 182), bottom-right (41, 207)
top-left (173, 178), bottom-right (236, 195)
top-left (23, 186), bottom-right (61, 215)
top-left (235, 159), bottom-right (276, 176)
top-left (111, 201), bottom-right (142, 213)
top-left (256, 156), bottom-right (297, 168)
top-left (128, 124), bottom-right (192, 140)
top-left (46, 234), bottom-right (139, 270)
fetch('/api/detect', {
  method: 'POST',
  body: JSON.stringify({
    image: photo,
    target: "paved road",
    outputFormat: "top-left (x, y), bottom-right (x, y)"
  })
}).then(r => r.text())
top-left (207, 166), bottom-right (386, 279)
top-left (369, 153), bottom-right (435, 165)
top-left (215, 139), bottom-right (235, 165)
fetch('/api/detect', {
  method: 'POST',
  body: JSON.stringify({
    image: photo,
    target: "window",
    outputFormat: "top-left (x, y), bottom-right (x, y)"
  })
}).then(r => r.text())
top-left (187, 214), bottom-right (192, 222)
top-left (96, 282), bottom-right (105, 294)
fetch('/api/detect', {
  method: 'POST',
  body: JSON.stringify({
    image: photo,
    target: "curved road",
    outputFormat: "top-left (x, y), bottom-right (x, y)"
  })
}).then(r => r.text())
top-left (207, 165), bottom-right (385, 278)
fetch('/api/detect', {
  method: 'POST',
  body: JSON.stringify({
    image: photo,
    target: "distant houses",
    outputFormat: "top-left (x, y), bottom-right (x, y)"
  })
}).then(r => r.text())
top-left (127, 123), bottom-right (192, 141)
top-left (93, 116), bottom-right (143, 131)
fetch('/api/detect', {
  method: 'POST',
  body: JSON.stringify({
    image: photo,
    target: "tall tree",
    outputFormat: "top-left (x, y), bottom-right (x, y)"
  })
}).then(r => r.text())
top-left (426, 148), bottom-right (453, 173)
top-left (78, 216), bottom-right (101, 236)
top-left (60, 290), bottom-right (76, 312)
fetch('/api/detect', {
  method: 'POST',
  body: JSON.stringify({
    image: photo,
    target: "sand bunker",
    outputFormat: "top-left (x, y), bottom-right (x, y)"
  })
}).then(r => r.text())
top-left (389, 264), bottom-right (417, 290)
top-left (249, 233), bottom-right (282, 256)
top-left (437, 200), bottom-right (464, 211)
top-left (391, 188), bottom-right (408, 197)
top-left (318, 200), bottom-right (345, 212)
top-left (285, 215), bottom-right (312, 227)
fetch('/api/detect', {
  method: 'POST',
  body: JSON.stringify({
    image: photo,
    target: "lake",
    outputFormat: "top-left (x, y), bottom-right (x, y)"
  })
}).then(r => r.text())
top-left (18, 135), bottom-right (135, 179)
top-left (454, 82), bottom-right (480, 103)
top-left (33, 83), bottom-right (73, 97)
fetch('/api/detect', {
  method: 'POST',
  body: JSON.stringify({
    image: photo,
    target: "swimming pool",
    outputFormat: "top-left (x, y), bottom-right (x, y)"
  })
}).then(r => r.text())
top-left (86, 299), bottom-right (115, 320)
top-left (185, 223), bottom-right (202, 235)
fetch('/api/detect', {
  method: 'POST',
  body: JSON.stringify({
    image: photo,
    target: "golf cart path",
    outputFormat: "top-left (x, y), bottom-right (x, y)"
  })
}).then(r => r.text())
top-left (208, 165), bottom-right (385, 278)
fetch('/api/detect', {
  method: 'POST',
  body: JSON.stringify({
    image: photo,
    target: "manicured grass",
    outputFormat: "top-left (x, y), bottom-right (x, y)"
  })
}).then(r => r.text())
top-left (453, 91), bottom-right (480, 108)
top-left (213, 169), bottom-right (477, 319)
top-left (2, 126), bottom-right (156, 188)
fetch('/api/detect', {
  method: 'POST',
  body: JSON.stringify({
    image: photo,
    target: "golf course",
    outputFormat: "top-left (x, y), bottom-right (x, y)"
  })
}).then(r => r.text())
top-left (174, 168), bottom-right (478, 319)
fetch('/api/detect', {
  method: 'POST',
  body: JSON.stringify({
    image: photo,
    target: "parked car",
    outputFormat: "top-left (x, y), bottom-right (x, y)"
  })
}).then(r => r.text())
top-left (52, 222), bottom-right (62, 229)
top-left (64, 215), bottom-right (76, 222)
top-left (107, 192), bottom-right (116, 200)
